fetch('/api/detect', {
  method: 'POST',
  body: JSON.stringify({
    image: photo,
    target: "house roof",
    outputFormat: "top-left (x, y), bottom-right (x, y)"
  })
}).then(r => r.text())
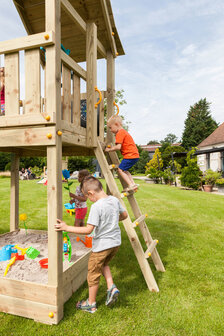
top-left (140, 144), bottom-right (161, 152)
top-left (140, 143), bottom-right (181, 152)
top-left (198, 122), bottom-right (224, 148)
top-left (13, 0), bottom-right (125, 63)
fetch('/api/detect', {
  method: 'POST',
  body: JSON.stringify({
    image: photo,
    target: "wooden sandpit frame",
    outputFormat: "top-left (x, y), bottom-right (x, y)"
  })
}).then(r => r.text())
top-left (0, 229), bottom-right (90, 324)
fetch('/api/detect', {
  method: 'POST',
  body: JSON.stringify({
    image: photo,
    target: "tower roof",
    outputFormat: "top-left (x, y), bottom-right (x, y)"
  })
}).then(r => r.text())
top-left (13, 0), bottom-right (125, 62)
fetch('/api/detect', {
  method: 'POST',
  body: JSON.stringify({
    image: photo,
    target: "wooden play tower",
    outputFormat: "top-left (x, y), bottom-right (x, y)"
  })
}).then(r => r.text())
top-left (0, 0), bottom-right (165, 324)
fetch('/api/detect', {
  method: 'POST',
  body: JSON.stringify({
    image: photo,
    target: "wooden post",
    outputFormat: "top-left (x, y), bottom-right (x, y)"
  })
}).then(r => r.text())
top-left (106, 51), bottom-right (115, 193)
top-left (106, 51), bottom-right (115, 144)
top-left (45, 0), bottom-right (61, 124)
top-left (99, 91), bottom-right (105, 142)
top-left (45, 0), bottom-right (63, 323)
top-left (72, 73), bottom-right (80, 126)
top-left (86, 22), bottom-right (97, 147)
top-left (10, 153), bottom-right (19, 232)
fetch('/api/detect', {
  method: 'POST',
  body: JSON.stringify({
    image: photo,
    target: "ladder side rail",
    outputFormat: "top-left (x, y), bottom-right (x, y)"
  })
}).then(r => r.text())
top-left (108, 150), bottom-right (165, 272)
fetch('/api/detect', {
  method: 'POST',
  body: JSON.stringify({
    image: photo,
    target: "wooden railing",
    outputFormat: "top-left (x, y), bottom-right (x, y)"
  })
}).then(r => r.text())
top-left (0, 32), bottom-right (105, 143)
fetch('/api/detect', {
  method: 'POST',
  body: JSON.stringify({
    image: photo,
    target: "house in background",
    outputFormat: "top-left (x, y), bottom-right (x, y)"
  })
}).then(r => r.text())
top-left (140, 143), bottom-right (181, 160)
top-left (197, 122), bottom-right (224, 173)
top-left (140, 144), bottom-right (161, 159)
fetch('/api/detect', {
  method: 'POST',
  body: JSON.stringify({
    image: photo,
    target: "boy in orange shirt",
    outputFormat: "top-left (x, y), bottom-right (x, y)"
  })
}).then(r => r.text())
top-left (105, 115), bottom-right (139, 191)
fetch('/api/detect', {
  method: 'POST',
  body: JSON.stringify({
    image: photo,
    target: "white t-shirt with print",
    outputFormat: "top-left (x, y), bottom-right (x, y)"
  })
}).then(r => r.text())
top-left (87, 195), bottom-right (125, 252)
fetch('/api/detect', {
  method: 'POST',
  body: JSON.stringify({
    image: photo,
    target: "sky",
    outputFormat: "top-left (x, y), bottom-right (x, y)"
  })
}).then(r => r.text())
top-left (1, 0), bottom-right (224, 145)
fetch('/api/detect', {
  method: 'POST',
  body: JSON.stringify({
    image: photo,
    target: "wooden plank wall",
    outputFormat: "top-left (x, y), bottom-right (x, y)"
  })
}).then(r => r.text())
top-left (72, 73), bottom-right (80, 127)
top-left (4, 52), bottom-right (20, 116)
top-left (25, 49), bottom-right (41, 114)
top-left (62, 64), bottom-right (71, 122)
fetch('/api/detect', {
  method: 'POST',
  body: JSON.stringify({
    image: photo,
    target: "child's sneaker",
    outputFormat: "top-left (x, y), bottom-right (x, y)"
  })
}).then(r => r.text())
top-left (76, 299), bottom-right (97, 313)
top-left (106, 284), bottom-right (120, 306)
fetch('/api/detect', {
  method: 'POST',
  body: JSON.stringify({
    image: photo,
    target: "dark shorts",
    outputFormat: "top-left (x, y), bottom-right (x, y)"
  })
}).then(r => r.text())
top-left (119, 158), bottom-right (139, 171)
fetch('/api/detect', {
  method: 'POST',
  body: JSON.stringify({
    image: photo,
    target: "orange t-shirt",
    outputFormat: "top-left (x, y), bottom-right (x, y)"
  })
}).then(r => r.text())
top-left (115, 129), bottom-right (139, 159)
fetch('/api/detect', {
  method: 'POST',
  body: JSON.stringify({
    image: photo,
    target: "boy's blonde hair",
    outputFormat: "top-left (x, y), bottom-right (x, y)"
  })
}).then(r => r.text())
top-left (107, 115), bottom-right (122, 126)
top-left (81, 176), bottom-right (103, 194)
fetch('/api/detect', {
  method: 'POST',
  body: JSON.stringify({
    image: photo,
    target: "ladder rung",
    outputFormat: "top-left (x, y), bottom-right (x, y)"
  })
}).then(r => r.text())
top-left (121, 189), bottom-right (138, 198)
top-left (132, 214), bottom-right (147, 227)
top-left (109, 164), bottom-right (118, 170)
top-left (144, 240), bottom-right (158, 258)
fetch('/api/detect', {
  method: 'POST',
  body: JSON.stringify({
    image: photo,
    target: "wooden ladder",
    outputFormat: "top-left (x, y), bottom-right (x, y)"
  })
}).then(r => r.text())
top-left (94, 140), bottom-right (165, 292)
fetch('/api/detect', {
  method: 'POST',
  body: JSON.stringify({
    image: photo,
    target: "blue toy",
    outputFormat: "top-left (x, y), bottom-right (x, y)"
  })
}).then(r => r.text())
top-left (64, 202), bottom-right (75, 210)
top-left (0, 245), bottom-right (18, 261)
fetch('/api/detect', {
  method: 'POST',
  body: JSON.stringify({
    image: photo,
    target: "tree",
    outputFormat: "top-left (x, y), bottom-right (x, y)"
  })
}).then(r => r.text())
top-left (68, 156), bottom-right (94, 173)
top-left (161, 133), bottom-right (178, 145)
top-left (160, 133), bottom-right (178, 153)
top-left (182, 98), bottom-right (218, 150)
top-left (162, 145), bottom-right (186, 169)
top-left (147, 140), bottom-right (160, 145)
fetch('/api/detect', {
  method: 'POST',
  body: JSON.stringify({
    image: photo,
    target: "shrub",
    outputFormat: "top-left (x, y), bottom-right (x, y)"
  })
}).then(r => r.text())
top-left (204, 169), bottom-right (221, 186)
top-left (216, 178), bottom-right (224, 186)
top-left (180, 148), bottom-right (201, 190)
top-left (145, 148), bottom-right (163, 183)
top-left (163, 168), bottom-right (175, 185)
top-left (147, 167), bottom-right (163, 184)
top-left (31, 166), bottom-right (42, 178)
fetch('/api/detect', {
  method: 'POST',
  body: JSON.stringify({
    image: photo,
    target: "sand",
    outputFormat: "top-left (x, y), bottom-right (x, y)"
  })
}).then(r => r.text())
top-left (0, 230), bottom-right (90, 284)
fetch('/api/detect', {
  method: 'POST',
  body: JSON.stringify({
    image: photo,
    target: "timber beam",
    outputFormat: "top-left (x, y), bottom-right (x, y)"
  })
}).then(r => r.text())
top-left (61, 0), bottom-right (107, 58)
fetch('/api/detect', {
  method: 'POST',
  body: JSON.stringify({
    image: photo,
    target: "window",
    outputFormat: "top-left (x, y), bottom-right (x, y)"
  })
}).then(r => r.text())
top-left (221, 152), bottom-right (224, 172)
top-left (206, 153), bottom-right (210, 169)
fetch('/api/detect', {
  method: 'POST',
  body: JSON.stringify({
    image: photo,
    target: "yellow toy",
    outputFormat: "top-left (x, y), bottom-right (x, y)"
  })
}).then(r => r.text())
top-left (4, 256), bottom-right (16, 277)
top-left (14, 245), bottom-right (28, 255)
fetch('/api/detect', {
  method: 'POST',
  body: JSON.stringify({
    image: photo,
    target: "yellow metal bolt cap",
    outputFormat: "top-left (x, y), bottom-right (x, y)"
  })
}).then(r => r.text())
top-left (148, 252), bottom-right (151, 257)
top-left (45, 115), bottom-right (51, 121)
top-left (156, 240), bottom-right (159, 244)
top-left (57, 130), bottom-right (62, 136)
top-left (47, 133), bottom-right (52, 139)
top-left (44, 34), bottom-right (49, 40)
top-left (145, 214), bottom-right (148, 217)
top-left (49, 312), bottom-right (54, 318)
top-left (124, 192), bottom-right (127, 197)
top-left (107, 145), bottom-right (111, 148)
top-left (136, 222), bottom-right (139, 226)
top-left (112, 32), bottom-right (115, 36)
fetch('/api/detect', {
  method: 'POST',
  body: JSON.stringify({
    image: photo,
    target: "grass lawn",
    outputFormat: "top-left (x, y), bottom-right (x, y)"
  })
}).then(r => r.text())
top-left (0, 177), bottom-right (223, 336)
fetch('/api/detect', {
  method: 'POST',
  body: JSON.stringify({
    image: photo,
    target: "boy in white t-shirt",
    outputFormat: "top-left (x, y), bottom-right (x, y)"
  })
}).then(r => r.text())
top-left (55, 176), bottom-right (128, 313)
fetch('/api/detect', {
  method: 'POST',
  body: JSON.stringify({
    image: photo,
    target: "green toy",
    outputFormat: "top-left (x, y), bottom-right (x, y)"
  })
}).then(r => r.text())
top-left (26, 247), bottom-right (40, 259)
top-left (63, 232), bottom-right (72, 262)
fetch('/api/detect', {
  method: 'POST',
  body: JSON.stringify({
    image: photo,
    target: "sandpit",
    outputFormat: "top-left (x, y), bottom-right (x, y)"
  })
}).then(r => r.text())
top-left (0, 230), bottom-right (90, 284)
